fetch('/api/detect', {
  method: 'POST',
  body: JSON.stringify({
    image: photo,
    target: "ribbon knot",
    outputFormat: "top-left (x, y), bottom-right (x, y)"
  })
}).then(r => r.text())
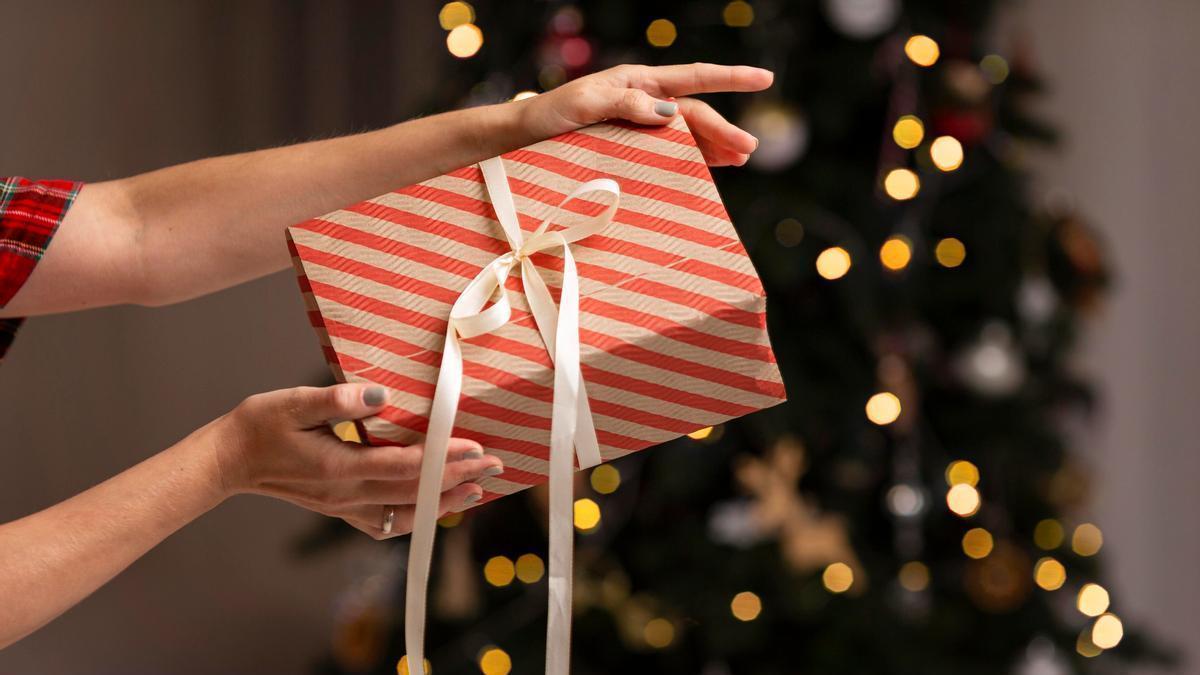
top-left (404, 156), bottom-right (621, 675)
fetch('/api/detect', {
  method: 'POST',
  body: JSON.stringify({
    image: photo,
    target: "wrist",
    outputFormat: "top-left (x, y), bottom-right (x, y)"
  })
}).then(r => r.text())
top-left (193, 412), bottom-right (248, 501)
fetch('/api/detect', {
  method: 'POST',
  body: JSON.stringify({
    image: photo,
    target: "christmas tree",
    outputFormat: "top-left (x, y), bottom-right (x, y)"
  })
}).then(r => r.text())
top-left (306, 1), bottom-right (1170, 673)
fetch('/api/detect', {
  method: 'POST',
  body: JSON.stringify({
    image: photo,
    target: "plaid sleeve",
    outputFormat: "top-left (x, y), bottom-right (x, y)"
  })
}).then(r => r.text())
top-left (0, 177), bottom-right (83, 360)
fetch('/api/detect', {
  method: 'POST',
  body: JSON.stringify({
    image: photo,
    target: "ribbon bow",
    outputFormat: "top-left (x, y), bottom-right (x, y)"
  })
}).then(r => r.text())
top-left (404, 156), bottom-right (620, 675)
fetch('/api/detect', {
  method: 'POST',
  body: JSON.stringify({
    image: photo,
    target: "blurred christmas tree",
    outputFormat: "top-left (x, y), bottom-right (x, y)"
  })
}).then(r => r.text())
top-left (307, 1), bottom-right (1172, 673)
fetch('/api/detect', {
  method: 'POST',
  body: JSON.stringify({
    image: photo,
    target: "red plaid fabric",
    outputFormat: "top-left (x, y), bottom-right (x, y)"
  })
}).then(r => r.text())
top-left (0, 177), bottom-right (82, 359)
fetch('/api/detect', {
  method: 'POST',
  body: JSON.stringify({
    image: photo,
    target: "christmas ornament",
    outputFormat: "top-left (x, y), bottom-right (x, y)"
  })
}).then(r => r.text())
top-left (740, 101), bottom-right (809, 171)
top-left (822, 0), bottom-right (900, 39)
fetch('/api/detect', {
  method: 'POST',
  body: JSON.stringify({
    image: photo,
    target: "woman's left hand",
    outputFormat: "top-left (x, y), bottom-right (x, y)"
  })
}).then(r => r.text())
top-left (518, 63), bottom-right (774, 167)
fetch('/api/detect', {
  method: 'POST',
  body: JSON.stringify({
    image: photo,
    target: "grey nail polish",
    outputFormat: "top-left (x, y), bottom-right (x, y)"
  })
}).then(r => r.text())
top-left (654, 101), bottom-right (678, 117)
top-left (462, 450), bottom-right (485, 460)
top-left (483, 466), bottom-right (504, 477)
top-left (463, 492), bottom-right (482, 506)
top-left (753, 136), bottom-right (760, 151)
top-left (363, 386), bottom-right (386, 406)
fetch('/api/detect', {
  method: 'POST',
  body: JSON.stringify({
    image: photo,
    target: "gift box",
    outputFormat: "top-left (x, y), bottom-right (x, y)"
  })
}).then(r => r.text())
top-left (287, 115), bottom-right (784, 674)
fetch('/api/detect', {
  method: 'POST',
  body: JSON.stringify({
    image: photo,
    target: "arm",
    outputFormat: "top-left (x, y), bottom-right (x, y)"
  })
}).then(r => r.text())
top-left (2, 63), bottom-right (770, 316)
top-left (0, 383), bottom-right (500, 648)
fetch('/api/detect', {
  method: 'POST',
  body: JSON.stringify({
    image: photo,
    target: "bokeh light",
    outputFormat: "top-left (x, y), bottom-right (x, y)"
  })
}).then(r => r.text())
top-left (1034, 556), bottom-right (1066, 591)
top-left (590, 464), bottom-right (621, 494)
top-left (935, 237), bottom-right (966, 267)
top-left (865, 392), bottom-right (902, 425)
top-left (946, 484), bottom-right (981, 517)
top-left (644, 618), bottom-right (675, 648)
top-left (944, 459), bottom-right (980, 487)
top-left (730, 591), bottom-right (762, 621)
top-left (898, 561), bottom-right (930, 592)
top-left (1034, 519), bottom-right (1065, 550)
top-left (1076, 629), bottom-right (1103, 657)
top-left (484, 556), bottom-right (515, 587)
top-left (905, 35), bottom-right (940, 67)
top-left (478, 646), bottom-right (512, 675)
top-left (822, 562), bottom-right (854, 593)
top-left (962, 527), bottom-right (994, 559)
top-left (397, 656), bottom-right (432, 675)
top-left (1091, 613), bottom-right (1124, 649)
top-left (892, 115), bottom-right (925, 149)
top-left (1077, 583), bottom-right (1111, 617)
top-left (880, 236), bottom-right (913, 271)
top-left (687, 426), bottom-right (714, 440)
top-left (980, 54), bottom-right (1010, 84)
top-left (722, 1), bottom-right (754, 27)
top-left (438, 512), bottom-right (464, 528)
top-left (438, 1), bottom-right (474, 30)
top-left (884, 168), bottom-right (920, 200)
top-left (930, 136), bottom-right (964, 171)
top-left (646, 19), bottom-right (677, 47)
top-left (1072, 523), bottom-right (1104, 556)
top-left (816, 246), bottom-right (853, 280)
top-left (515, 553), bottom-right (545, 584)
top-left (574, 498), bottom-right (601, 531)
top-left (447, 23), bottom-right (484, 58)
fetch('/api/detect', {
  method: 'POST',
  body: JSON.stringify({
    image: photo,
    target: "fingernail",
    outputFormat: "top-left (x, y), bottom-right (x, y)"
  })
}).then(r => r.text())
top-left (654, 101), bottom-right (678, 117)
top-left (483, 465), bottom-right (504, 477)
top-left (363, 386), bottom-right (386, 406)
top-left (463, 492), bottom-right (482, 506)
top-left (462, 450), bottom-right (484, 460)
top-left (752, 136), bottom-right (760, 151)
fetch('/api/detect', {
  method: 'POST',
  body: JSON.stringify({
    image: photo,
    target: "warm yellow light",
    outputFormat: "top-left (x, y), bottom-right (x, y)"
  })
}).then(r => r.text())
top-left (447, 23), bottom-right (484, 58)
top-left (646, 19), bottom-right (677, 48)
top-left (484, 556), bottom-right (515, 587)
top-left (816, 246), bottom-right (852, 280)
top-left (880, 236), bottom-right (913, 271)
top-left (944, 460), bottom-right (980, 487)
top-left (1091, 613), bottom-right (1124, 649)
top-left (722, 1), bottom-right (754, 27)
top-left (1072, 523), bottom-right (1103, 556)
top-left (397, 656), bottom-right (432, 675)
top-left (515, 553), bottom-right (545, 584)
top-left (644, 618), bottom-right (675, 648)
top-left (1076, 629), bottom-right (1102, 658)
top-left (1034, 556), bottom-right (1066, 591)
top-left (512, 90), bottom-right (538, 101)
top-left (946, 484), bottom-right (981, 517)
top-left (438, 512), bottom-right (464, 528)
top-left (865, 392), bottom-right (902, 425)
top-left (1034, 519), bottom-right (1065, 550)
top-left (687, 426), bottom-right (714, 440)
top-left (905, 35), bottom-right (940, 67)
top-left (478, 646), bottom-right (512, 675)
top-left (962, 527), bottom-right (994, 559)
top-left (930, 136), bottom-right (964, 171)
top-left (892, 115), bottom-right (925, 149)
top-left (980, 54), bottom-right (1010, 84)
top-left (333, 420), bottom-right (362, 443)
top-left (935, 237), bottom-right (966, 267)
top-left (1077, 583), bottom-right (1111, 617)
top-left (438, 1), bottom-right (475, 30)
top-left (590, 464), bottom-right (621, 494)
top-left (898, 561), bottom-right (930, 592)
top-left (884, 168), bottom-right (920, 200)
top-left (822, 562), bottom-right (854, 593)
top-left (574, 498), bottom-right (601, 531)
top-left (730, 591), bottom-right (762, 621)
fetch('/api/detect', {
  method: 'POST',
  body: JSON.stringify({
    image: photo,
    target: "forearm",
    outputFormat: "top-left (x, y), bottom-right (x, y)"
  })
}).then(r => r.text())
top-left (0, 420), bottom-right (228, 648)
top-left (126, 101), bottom-right (536, 306)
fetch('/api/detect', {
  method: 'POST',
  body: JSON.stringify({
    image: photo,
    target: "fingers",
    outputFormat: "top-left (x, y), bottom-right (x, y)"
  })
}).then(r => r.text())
top-left (334, 437), bottom-right (489, 480)
top-left (349, 454), bottom-right (501, 505)
top-left (276, 383), bottom-right (389, 429)
top-left (338, 483), bottom-right (484, 539)
top-left (617, 63), bottom-right (773, 97)
top-left (676, 97), bottom-right (758, 156)
top-left (602, 87), bottom-right (680, 126)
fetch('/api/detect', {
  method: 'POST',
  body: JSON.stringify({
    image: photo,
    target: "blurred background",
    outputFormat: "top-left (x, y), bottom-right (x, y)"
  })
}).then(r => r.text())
top-left (1, 1), bottom-right (1196, 674)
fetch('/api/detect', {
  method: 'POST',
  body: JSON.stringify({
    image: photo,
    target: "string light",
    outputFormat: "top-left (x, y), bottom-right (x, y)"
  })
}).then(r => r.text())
top-left (1071, 523), bottom-right (1103, 556)
top-left (1091, 613), bottom-right (1124, 649)
top-left (930, 136), bottom-right (964, 171)
top-left (515, 553), bottom-right (545, 583)
top-left (865, 392), bottom-right (902, 425)
top-left (962, 527), bottom-right (994, 559)
top-left (438, 512), bottom-right (464, 528)
top-left (722, 1), bottom-right (754, 27)
top-left (333, 420), bottom-right (361, 443)
top-left (397, 656), bottom-right (432, 675)
top-left (1033, 519), bottom-right (1065, 550)
top-left (816, 246), bottom-right (852, 280)
top-left (884, 168), bottom-right (920, 200)
top-left (898, 561), bottom-right (930, 591)
top-left (730, 591), bottom-right (762, 621)
top-left (1076, 629), bottom-right (1102, 657)
top-left (438, 1), bottom-right (474, 30)
top-left (483, 556), bottom-right (515, 587)
top-left (644, 618), bottom-right (675, 648)
top-left (590, 464), bottom-right (621, 494)
top-left (935, 237), bottom-right (966, 267)
top-left (1033, 556), bottom-right (1066, 591)
top-left (946, 484), bottom-right (981, 517)
top-left (687, 426), bottom-right (714, 440)
top-left (892, 115), bottom-right (925, 149)
top-left (478, 646), bottom-right (512, 675)
top-left (880, 236), bottom-right (913, 271)
top-left (944, 460), bottom-right (980, 487)
top-left (904, 35), bottom-right (940, 67)
top-left (574, 498), bottom-right (601, 531)
top-left (1077, 583), bottom-right (1111, 617)
top-left (447, 23), bottom-right (484, 58)
top-left (980, 54), bottom-right (1010, 84)
top-left (822, 562), bottom-right (854, 593)
top-left (646, 19), bottom-right (677, 48)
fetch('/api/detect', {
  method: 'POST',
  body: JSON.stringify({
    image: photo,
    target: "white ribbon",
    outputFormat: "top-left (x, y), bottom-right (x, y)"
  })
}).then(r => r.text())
top-left (403, 156), bottom-right (618, 675)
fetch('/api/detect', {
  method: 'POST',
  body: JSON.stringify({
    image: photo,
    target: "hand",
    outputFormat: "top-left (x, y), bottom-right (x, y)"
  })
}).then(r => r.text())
top-left (215, 383), bottom-right (502, 539)
top-left (519, 62), bottom-right (774, 167)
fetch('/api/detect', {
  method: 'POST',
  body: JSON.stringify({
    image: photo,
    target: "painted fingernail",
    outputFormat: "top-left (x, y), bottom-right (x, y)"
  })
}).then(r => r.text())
top-left (462, 450), bottom-right (484, 460)
top-left (363, 386), bottom-right (386, 406)
top-left (463, 492), bottom-right (482, 506)
top-left (654, 101), bottom-right (678, 117)
top-left (752, 136), bottom-right (760, 151)
top-left (483, 465), bottom-right (504, 477)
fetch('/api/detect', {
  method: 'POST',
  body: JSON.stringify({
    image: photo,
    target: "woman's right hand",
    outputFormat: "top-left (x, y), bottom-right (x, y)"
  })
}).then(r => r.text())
top-left (212, 382), bottom-right (502, 539)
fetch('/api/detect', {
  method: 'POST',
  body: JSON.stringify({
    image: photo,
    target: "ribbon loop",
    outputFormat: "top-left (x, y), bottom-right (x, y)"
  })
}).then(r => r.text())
top-left (404, 156), bottom-right (619, 675)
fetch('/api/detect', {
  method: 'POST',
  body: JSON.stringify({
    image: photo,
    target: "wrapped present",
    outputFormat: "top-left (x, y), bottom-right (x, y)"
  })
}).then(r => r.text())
top-left (287, 115), bottom-right (785, 675)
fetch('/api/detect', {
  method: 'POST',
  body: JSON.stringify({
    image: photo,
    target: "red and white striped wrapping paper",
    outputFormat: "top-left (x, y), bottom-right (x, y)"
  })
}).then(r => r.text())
top-left (286, 115), bottom-right (786, 506)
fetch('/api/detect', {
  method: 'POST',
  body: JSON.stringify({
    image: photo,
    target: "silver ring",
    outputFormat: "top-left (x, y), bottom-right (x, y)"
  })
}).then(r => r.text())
top-left (381, 505), bottom-right (397, 535)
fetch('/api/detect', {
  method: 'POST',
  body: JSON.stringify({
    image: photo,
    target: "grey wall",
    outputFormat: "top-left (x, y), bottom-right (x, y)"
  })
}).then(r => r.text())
top-left (0, 1), bottom-right (439, 673)
top-left (1027, 1), bottom-right (1200, 671)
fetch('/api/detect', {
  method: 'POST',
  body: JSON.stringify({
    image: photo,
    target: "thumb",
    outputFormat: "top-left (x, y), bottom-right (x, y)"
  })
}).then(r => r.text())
top-left (606, 89), bottom-right (678, 126)
top-left (283, 383), bottom-right (388, 428)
